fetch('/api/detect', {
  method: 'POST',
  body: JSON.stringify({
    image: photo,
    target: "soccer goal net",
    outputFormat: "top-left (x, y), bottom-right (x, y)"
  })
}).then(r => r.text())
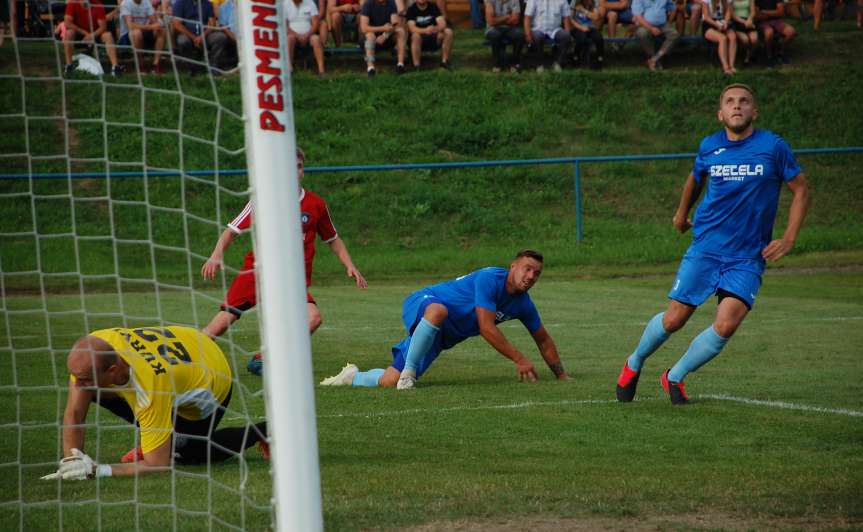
top-left (0, 1), bottom-right (320, 530)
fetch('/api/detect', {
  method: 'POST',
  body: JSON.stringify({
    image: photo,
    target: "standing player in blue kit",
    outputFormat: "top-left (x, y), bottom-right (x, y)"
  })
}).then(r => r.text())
top-left (616, 83), bottom-right (810, 405)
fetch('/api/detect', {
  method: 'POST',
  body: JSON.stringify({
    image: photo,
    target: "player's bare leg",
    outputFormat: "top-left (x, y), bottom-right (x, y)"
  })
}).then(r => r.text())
top-left (203, 311), bottom-right (238, 337)
top-left (308, 302), bottom-right (322, 333)
top-left (663, 296), bottom-right (749, 403)
top-left (662, 299), bottom-right (696, 332)
top-left (378, 366), bottom-right (401, 387)
top-left (712, 295), bottom-right (748, 338)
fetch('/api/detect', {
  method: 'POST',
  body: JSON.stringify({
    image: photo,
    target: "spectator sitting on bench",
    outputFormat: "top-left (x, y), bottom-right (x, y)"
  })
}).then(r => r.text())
top-left (118, 0), bottom-right (166, 74)
top-left (605, 0), bottom-right (633, 39)
top-left (729, 0), bottom-right (757, 65)
top-left (171, 0), bottom-right (231, 72)
top-left (64, 0), bottom-right (123, 77)
top-left (329, 0), bottom-right (361, 46)
top-left (485, 0), bottom-right (524, 72)
top-left (406, 0), bottom-right (453, 69)
top-left (670, 0), bottom-right (702, 36)
top-left (755, 0), bottom-right (795, 66)
top-left (632, 0), bottom-right (680, 70)
top-left (524, 0), bottom-right (572, 72)
top-left (213, 0), bottom-right (237, 71)
top-left (701, 0), bottom-right (737, 74)
top-left (286, 0), bottom-right (326, 75)
top-left (360, 0), bottom-right (407, 76)
top-left (570, 0), bottom-right (604, 69)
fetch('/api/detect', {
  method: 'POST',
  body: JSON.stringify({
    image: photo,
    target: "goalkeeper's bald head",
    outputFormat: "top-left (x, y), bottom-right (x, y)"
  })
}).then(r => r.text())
top-left (68, 336), bottom-right (122, 388)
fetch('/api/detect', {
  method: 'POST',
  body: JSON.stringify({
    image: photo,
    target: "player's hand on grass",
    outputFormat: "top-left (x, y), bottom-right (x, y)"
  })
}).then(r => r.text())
top-left (41, 448), bottom-right (95, 481)
top-left (672, 213), bottom-right (692, 233)
top-left (515, 357), bottom-right (538, 382)
top-left (761, 237), bottom-right (793, 262)
top-left (347, 267), bottom-right (368, 289)
top-left (201, 257), bottom-right (223, 280)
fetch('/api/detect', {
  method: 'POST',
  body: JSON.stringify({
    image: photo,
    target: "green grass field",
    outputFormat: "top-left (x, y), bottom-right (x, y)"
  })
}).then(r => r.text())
top-left (2, 13), bottom-right (863, 532)
top-left (2, 270), bottom-right (862, 530)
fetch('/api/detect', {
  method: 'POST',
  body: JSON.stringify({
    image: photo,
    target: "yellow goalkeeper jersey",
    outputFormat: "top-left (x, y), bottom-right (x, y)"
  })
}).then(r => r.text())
top-left (88, 326), bottom-right (233, 454)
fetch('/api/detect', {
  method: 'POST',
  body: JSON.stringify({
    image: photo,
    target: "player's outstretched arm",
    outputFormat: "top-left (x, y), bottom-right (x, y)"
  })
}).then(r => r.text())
top-left (476, 307), bottom-right (538, 382)
top-left (672, 173), bottom-right (704, 233)
top-left (62, 383), bottom-right (94, 458)
top-left (762, 173), bottom-right (810, 262)
top-left (43, 439), bottom-right (172, 481)
top-left (530, 325), bottom-right (569, 380)
top-left (328, 237), bottom-right (368, 288)
top-left (201, 228), bottom-right (237, 280)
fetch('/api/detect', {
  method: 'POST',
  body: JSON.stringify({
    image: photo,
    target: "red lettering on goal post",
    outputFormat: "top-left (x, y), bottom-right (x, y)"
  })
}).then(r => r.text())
top-left (251, 0), bottom-right (286, 133)
top-left (260, 111), bottom-right (286, 132)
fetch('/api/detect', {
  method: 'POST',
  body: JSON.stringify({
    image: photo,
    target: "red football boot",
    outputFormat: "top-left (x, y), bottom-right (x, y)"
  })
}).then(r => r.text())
top-left (660, 369), bottom-right (690, 405)
top-left (616, 360), bottom-right (641, 402)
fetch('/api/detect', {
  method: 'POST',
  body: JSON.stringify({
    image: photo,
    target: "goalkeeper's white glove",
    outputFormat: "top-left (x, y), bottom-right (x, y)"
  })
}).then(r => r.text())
top-left (41, 448), bottom-right (111, 481)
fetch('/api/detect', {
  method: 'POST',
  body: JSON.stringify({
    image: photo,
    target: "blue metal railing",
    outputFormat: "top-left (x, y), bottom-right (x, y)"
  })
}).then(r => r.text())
top-left (2, 146), bottom-right (861, 241)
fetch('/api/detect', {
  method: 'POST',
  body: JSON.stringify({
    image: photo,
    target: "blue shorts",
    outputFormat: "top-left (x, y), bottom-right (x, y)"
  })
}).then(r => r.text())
top-left (609, 8), bottom-right (633, 24)
top-left (390, 292), bottom-right (445, 377)
top-left (668, 248), bottom-right (764, 309)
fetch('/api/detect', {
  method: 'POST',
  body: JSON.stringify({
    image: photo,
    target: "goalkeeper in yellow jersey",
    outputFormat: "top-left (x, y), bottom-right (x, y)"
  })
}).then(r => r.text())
top-left (42, 326), bottom-right (268, 481)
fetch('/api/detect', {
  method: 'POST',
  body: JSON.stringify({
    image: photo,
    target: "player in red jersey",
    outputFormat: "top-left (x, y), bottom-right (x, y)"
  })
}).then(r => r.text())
top-left (201, 147), bottom-right (367, 341)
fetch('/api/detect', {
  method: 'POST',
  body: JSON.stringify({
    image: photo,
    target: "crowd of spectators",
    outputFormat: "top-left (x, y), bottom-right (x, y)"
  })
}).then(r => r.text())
top-left (0, 0), bottom-right (858, 76)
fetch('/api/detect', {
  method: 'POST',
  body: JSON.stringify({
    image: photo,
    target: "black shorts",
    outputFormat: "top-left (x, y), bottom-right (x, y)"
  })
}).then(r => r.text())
top-left (417, 32), bottom-right (441, 51)
top-left (372, 33), bottom-right (398, 49)
top-left (730, 20), bottom-right (753, 32)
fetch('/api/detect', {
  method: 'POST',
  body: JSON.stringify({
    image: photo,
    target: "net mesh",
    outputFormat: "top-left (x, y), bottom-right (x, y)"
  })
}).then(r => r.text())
top-left (0, 6), bottom-right (274, 529)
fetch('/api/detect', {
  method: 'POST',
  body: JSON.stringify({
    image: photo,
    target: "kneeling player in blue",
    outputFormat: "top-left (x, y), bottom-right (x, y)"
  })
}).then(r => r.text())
top-left (616, 83), bottom-right (810, 405)
top-left (320, 250), bottom-right (569, 389)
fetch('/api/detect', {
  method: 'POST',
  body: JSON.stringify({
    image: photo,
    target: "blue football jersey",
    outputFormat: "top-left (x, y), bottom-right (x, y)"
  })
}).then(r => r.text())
top-left (690, 129), bottom-right (801, 259)
top-left (421, 267), bottom-right (542, 344)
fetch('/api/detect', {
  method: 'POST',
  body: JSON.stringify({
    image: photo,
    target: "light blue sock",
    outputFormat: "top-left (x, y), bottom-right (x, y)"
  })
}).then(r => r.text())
top-left (668, 326), bottom-right (729, 383)
top-left (351, 368), bottom-right (385, 387)
top-left (403, 318), bottom-right (440, 374)
top-left (627, 312), bottom-right (671, 372)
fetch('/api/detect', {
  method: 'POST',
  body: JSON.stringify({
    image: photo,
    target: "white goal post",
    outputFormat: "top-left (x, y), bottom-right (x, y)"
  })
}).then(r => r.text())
top-left (237, 1), bottom-right (324, 530)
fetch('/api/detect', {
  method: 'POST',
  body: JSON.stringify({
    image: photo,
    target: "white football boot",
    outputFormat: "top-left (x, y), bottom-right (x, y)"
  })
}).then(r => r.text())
top-left (396, 369), bottom-right (416, 390)
top-left (320, 363), bottom-right (358, 386)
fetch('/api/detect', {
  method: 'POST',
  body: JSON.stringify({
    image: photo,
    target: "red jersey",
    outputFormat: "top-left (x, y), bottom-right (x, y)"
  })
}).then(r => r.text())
top-left (65, 0), bottom-right (107, 32)
top-left (228, 189), bottom-right (338, 286)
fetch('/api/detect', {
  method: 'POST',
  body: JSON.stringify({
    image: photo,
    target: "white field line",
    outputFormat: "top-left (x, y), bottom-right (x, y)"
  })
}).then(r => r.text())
top-left (698, 394), bottom-right (863, 417)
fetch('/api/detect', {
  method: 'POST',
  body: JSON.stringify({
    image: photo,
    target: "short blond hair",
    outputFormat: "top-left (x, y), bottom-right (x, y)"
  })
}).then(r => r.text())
top-left (719, 83), bottom-right (756, 108)
top-left (296, 146), bottom-right (305, 162)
